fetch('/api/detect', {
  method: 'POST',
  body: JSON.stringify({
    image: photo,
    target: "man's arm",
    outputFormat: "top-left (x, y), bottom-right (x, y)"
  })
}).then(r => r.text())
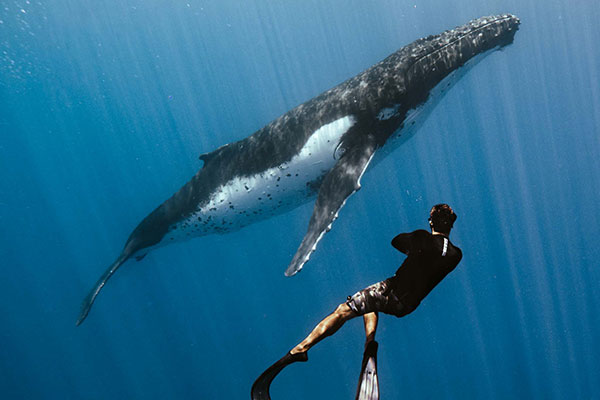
top-left (391, 232), bottom-right (413, 254)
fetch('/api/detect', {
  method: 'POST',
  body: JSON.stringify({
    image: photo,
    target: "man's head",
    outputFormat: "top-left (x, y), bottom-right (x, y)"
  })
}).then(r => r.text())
top-left (428, 204), bottom-right (457, 235)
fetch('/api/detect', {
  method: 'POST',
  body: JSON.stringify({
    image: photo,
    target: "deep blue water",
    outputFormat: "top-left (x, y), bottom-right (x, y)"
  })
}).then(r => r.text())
top-left (2, 1), bottom-right (600, 399)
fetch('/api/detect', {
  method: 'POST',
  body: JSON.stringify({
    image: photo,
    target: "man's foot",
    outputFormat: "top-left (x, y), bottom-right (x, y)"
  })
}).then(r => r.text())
top-left (251, 351), bottom-right (308, 400)
top-left (287, 350), bottom-right (308, 362)
top-left (289, 348), bottom-right (309, 358)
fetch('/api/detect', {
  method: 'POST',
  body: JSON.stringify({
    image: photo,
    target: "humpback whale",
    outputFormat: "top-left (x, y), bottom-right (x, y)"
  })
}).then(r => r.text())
top-left (77, 14), bottom-right (520, 325)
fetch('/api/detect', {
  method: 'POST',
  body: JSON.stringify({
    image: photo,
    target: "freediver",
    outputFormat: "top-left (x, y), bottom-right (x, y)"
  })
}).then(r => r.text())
top-left (251, 204), bottom-right (463, 399)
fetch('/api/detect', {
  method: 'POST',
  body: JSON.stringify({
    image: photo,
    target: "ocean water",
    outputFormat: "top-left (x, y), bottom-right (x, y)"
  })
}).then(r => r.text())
top-left (1, 0), bottom-right (599, 399)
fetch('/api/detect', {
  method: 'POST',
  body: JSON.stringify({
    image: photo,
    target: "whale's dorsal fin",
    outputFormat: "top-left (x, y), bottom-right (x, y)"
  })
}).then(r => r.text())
top-left (199, 150), bottom-right (217, 164)
top-left (285, 134), bottom-right (377, 276)
top-left (199, 142), bottom-right (231, 164)
top-left (198, 152), bottom-right (211, 162)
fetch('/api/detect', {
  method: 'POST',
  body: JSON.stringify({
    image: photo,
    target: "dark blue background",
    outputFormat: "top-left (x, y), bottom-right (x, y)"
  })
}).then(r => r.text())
top-left (1, 0), bottom-right (599, 398)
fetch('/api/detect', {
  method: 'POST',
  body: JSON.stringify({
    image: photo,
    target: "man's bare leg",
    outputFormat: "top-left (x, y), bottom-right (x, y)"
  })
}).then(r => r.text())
top-left (363, 312), bottom-right (378, 344)
top-left (252, 304), bottom-right (362, 398)
top-left (290, 303), bottom-right (356, 354)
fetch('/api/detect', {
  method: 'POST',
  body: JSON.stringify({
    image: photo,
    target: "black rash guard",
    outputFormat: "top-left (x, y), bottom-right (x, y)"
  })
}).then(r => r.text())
top-left (386, 229), bottom-right (462, 312)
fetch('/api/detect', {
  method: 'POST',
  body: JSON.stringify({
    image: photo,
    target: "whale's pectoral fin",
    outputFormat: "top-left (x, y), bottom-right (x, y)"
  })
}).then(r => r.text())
top-left (285, 135), bottom-right (378, 276)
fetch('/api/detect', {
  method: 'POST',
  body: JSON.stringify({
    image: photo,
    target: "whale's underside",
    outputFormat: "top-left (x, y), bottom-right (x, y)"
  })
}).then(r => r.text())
top-left (77, 14), bottom-right (520, 325)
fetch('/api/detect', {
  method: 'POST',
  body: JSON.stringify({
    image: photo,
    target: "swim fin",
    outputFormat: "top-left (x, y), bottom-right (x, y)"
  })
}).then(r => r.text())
top-left (355, 340), bottom-right (379, 400)
top-left (251, 351), bottom-right (308, 400)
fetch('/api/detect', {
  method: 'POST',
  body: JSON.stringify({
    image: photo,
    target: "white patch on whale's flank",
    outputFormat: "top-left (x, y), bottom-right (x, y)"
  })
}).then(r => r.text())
top-left (298, 116), bottom-right (355, 160)
top-left (166, 116), bottom-right (356, 242)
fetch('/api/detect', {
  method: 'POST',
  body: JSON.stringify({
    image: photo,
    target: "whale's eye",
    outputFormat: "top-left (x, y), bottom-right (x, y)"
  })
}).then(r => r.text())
top-left (334, 141), bottom-right (346, 160)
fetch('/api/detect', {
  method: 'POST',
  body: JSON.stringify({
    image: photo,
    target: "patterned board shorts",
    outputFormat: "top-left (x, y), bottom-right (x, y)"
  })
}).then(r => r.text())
top-left (346, 280), bottom-right (409, 318)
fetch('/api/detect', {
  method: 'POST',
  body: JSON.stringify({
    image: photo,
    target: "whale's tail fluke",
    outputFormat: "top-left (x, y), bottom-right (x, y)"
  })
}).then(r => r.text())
top-left (76, 252), bottom-right (131, 326)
